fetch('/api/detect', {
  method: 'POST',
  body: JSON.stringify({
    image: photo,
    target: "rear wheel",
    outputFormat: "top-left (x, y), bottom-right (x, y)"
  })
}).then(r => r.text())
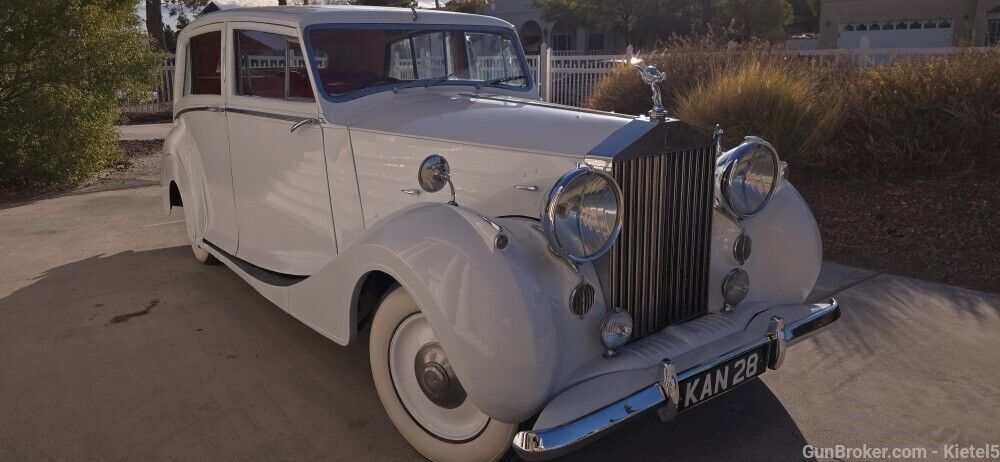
top-left (191, 242), bottom-right (219, 265)
top-left (369, 287), bottom-right (516, 462)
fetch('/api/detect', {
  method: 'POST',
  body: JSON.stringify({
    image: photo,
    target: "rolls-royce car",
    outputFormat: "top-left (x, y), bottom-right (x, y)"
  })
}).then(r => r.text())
top-left (162, 6), bottom-right (840, 461)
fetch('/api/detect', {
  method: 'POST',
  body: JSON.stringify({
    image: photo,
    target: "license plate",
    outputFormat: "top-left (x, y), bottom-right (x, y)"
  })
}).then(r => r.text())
top-left (678, 344), bottom-right (768, 411)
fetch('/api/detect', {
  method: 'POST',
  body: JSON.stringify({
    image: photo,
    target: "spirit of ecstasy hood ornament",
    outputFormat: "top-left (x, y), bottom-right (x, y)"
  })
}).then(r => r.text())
top-left (634, 64), bottom-right (667, 120)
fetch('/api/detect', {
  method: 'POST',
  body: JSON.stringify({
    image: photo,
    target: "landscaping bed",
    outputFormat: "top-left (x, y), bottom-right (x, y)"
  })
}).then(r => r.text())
top-left (796, 171), bottom-right (1000, 295)
top-left (0, 139), bottom-right (162, 204)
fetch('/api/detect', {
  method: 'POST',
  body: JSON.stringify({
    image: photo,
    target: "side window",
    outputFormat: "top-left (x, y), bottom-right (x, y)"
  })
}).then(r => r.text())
top-left (234, 29), bottom-right (314, 100)
top-left (185, 31), bottom-right (222, 95)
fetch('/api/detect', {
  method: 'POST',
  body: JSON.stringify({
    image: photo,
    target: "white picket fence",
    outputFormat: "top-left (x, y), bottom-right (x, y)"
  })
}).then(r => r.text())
top-left (122, 45), bottom-right (995, 114)
top-left (121, 55), bottom-right (176, 114)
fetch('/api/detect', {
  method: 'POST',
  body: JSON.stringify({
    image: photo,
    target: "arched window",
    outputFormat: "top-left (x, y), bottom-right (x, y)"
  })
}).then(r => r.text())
top-left (870, 23), bottom-right (881, 31)
top-left (939, 19), bottom-right (952, 28)
top-left (856, 23), bottom-right (868, 31)
top-left (844, 24), bottom-right (855, 32)
top-left (520, 20), bottom-right (542, 55)
top-left (924, 20), bottom-right (937, 29)
top-left (896, 21), bottom-right (908, 29)
top-left (551, 19), bottom-right (576, 51)
top-left (910, 21), bottom-right (923, 29)
top-left (883, 22), bottom-right (895, 30)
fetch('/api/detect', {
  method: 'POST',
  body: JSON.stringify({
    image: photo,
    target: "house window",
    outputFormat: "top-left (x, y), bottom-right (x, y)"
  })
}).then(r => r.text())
top-left (234, 30), bottom-right (314, 100)
top-left (989, 19), bottom-right (1000, 45)
top-left (844, 24), bottom-right (855, 32)
top-left (586, 33), bottom-right (605, 51)
top-left (185, 31), bottom-right (222, 95)
top-left (552, 33), bottom-right (574, 51)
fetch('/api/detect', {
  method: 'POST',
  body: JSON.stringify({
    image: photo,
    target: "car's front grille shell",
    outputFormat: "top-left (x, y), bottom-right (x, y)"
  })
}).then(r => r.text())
top-left (608, 146), bottom-right (715, 340)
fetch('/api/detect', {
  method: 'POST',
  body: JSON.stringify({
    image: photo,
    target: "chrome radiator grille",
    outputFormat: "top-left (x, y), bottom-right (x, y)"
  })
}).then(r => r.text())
top-left (609, 146), bottom-right (715, 339)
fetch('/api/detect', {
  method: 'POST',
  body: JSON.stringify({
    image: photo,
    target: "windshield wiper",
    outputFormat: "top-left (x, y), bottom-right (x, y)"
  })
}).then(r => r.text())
top-left (475, 75), bottom-right (527, 90)
top-left (394, 70), bottom-right (466, 94)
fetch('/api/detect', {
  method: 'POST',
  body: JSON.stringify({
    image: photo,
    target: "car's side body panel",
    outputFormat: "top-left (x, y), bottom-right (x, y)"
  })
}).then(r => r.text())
top-left (223, 20), bottom-right (337, 275)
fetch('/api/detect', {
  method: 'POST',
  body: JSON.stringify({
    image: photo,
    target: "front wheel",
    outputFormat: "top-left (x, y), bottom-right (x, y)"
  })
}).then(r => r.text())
top-left (369, 287), bottom-right (516, 462)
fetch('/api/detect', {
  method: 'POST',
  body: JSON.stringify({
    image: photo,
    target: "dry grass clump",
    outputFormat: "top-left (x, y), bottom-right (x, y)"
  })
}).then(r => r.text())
top-left (833, 49), bottom-right (1000, 177)
top-left (676, 60), bottom-right (839, 165)
top-left (587, 42), bottom-right (1000, 178)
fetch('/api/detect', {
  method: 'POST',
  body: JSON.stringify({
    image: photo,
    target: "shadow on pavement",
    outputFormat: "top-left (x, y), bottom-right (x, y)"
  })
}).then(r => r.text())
top-left (0, 245), bottom-right (815, 461)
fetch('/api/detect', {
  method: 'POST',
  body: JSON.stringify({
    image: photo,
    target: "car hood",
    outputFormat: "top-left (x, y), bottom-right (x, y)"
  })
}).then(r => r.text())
top-left (344, 92), bottom-right (634, 157)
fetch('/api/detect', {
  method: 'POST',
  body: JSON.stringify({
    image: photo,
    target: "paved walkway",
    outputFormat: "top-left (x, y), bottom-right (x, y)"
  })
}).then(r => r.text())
top-left (1, 186), bottom-right (997, 460)
top-left (115, 123), bottom-right (172, 140)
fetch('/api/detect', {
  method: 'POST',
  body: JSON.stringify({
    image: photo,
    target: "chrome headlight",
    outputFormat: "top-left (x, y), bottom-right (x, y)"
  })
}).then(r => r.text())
top-left (542, 167), bottom-right (623, 262)
top-left (717, 137), bottom-right (780, 218)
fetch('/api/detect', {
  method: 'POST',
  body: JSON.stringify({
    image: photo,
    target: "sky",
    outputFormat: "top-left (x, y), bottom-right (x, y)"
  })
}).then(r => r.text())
top-left (136, 0), bottom-right (440, 28)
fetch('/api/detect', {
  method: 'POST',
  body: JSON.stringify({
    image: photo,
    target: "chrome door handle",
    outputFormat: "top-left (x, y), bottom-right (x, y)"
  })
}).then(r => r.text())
top-left (206, 106), bottom-right (223, 112)
top-left (514, 184), bottom-right (538, 191)
top-left (290, 117), bottom-right (320, 133)
top-left (401, 188), bottom-right (421, 196)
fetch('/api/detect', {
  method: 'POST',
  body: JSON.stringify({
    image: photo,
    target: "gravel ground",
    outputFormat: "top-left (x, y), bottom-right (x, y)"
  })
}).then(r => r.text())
top-left (796, 171), bottom-right (1000, 295)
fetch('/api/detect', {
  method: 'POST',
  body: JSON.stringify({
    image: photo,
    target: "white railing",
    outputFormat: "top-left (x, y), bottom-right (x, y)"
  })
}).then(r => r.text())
top-left (122, 55), bottom-right (175, 114)
top-left (788, 45), bottom-right (996, 65)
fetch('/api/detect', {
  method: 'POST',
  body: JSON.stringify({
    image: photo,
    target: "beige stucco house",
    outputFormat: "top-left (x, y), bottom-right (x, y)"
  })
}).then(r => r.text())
top-left (819, 0), bottom-right (1000, 48)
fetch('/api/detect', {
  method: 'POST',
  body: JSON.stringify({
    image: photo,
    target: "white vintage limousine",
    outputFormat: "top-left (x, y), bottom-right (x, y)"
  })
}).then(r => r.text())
top-left (162, 5), bottom-right (840, 461)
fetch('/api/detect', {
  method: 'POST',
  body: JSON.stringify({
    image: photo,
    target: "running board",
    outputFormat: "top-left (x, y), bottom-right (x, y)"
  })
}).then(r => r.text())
top-left (202, 240), bottom-right (309, 287)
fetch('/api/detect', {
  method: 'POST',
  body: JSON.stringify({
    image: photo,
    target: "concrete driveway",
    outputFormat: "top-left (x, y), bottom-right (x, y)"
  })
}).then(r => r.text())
top-left (1, 186), bottom-right (998, 461)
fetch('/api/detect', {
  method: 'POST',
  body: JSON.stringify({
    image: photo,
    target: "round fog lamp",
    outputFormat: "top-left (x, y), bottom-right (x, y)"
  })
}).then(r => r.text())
top-left (600, 308), bottom-right (633, 355)
top-left (722, 268), bottom-right (750, 311)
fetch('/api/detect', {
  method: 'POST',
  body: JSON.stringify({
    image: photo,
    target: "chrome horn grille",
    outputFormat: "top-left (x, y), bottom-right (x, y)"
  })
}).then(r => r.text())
top-left (608, 145), bottom-right (715, 340)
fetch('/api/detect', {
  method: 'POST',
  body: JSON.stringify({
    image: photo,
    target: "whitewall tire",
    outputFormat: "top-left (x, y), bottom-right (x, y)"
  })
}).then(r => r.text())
top-left (369, 286), bottom-right (516, 462)
top-left (191, 242), bottom-right (219, 265)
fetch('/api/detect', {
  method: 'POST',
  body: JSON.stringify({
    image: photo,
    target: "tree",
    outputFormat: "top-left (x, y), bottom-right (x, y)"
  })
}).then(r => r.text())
top-left (0, 0), bottom-right (164, 186)
top-left (444, 0), bottom-right (488, 14)
top-left (534, 0), bottom-right (672, 48)
top-left (145, 0), bottom-right (209, 50)
top-left (719, 0), bottom-right (793, 41)
top-left (787, 0), bottom-right (820, 34)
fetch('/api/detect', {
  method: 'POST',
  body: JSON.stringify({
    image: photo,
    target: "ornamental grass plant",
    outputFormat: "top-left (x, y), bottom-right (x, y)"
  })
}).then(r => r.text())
top-left (587, 41), bottom-right (1000, 178)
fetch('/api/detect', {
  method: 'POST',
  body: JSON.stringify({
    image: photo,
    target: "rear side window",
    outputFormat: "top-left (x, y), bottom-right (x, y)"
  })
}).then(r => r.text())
top-left (185, 31), bottom-right (222, 95)
top-left (234, 30), bottom-right (314, 100)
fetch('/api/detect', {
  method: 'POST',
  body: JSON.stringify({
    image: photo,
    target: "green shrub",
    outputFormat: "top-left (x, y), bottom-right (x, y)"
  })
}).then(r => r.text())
top-left (0, 0), bottom-right (164, 187)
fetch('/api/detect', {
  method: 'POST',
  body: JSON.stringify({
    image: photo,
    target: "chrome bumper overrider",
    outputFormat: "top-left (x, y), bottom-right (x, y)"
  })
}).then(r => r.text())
top-left (512, 299), bottom-right (840, 460)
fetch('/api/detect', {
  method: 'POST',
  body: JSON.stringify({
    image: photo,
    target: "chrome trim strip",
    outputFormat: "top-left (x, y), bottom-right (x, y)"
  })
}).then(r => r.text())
top-left (174, 106), bottom-right (219, 119)
top-left (512, 300), bottom-right (841, 461)
top-left (226, 107), bottom-right (315, 123)
top-left (458, 93), bottom-right (635, 119)
top-left (174, 106), bottom-right (317, 125)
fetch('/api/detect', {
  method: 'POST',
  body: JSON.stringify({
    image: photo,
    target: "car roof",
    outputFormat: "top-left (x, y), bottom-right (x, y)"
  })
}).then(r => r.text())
top-left (186, 5), bottom-right (513, 30)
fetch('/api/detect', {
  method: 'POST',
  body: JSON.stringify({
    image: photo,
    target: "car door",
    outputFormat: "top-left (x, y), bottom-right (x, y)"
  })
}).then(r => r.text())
top-left (225, 22), bottom-right (336, 276)
top-left (176, 24), bottom-right (239, 253)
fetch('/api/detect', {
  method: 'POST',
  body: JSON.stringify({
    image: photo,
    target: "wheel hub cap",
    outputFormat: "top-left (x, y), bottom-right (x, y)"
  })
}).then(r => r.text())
top-left (414, 343), bottom-right (466, 409)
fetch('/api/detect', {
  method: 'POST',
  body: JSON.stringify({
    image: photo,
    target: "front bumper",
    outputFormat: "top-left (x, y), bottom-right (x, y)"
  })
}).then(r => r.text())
top-left (512, 299), bottom-right (841, 460)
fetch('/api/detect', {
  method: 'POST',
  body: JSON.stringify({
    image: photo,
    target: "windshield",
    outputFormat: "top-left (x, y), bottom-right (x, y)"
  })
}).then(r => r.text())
top-left (307, 27), bottom-right (529, 98)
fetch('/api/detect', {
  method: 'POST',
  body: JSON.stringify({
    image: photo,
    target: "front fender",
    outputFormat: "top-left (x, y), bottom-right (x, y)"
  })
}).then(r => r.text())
top-left (292, 203), bottom-right (608, 423)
